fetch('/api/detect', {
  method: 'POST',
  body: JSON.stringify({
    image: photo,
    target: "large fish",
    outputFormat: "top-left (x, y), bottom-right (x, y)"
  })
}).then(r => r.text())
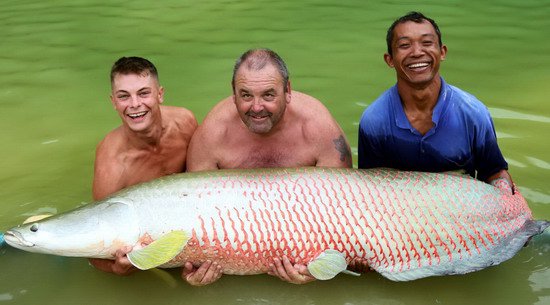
top-left (4, 168), bottom-right (549, 281)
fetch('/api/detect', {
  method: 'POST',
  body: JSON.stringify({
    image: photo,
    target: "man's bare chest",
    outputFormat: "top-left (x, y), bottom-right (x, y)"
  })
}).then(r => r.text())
top-left (218, 143), bottom-right (315, 169)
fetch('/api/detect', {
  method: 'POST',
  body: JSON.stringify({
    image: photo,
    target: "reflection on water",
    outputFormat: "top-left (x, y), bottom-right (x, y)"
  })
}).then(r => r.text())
top-left (489, 107), bottom-right (550, 124)
top-left (525, 157), bottom-right (550, 170)
top-left (0, 0), bottom-right (549, 304)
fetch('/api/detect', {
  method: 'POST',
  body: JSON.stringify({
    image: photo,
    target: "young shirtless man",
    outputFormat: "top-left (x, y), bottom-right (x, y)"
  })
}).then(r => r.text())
top-left (184, 49), bottom-right (353, 285)
top-left (89, 56), bottom-right (198, 276)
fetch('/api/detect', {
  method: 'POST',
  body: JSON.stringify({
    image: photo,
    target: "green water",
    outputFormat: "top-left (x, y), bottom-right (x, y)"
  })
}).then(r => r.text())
top-left (1, 0), bottom-right (549, 304)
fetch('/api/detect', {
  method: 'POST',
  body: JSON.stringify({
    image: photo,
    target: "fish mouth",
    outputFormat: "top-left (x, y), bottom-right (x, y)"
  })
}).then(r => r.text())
top-left (4, 230), bottom-right (34, 248)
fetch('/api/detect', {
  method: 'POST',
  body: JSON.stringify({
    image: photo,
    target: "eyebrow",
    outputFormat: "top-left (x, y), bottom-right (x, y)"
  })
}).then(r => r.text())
top-left (396, 33), bottom-right (436, 42)
top-left (115, 87), bottom-right (151, 94)
top-left (238, 88), bottom-right (277, 95)
top-left (263, 89), bottom-right (276, 94)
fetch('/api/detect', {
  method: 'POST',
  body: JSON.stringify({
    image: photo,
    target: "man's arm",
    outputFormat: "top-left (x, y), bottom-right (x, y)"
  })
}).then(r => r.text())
top-left (316, 132), bottom-right (352, 168)
top-left (305, 97), bottom-right (352, 168)
top-left (487, 169), bottom-right (514, 194)
top-left (472, 106), bottom-right (513, 191)
top-left (92, 138), bottom-right (125, 201)
top-left (186, 98), bottom-right (233, 172)
top-left (186, 124), bottom-right (220, 172)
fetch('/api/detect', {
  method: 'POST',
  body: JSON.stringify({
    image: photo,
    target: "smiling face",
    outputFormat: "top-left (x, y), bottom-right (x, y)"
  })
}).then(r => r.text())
top-left (384, 20), bottom-right (447, 88)
top-left (233, 63), bottom-right (291, 134)
top-left (110, 73), bottom-right (164, 132)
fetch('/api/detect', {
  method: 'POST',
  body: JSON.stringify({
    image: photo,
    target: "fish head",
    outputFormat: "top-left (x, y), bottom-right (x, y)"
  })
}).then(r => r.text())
top-left (4, 199), bottom-right (140, 258)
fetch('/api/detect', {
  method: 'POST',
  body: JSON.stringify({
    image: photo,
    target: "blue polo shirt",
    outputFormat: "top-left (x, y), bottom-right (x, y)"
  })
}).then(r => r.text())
top-left (358, 78), bottom-right (508, 182)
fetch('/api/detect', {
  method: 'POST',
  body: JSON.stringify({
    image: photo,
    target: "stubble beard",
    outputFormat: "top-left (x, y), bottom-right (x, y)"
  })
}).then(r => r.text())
top-left (244, 111), bottom-right (274, 134)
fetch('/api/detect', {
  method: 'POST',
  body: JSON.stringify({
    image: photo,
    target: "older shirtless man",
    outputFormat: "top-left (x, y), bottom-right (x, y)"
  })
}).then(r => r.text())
top-left (89, 57), bottom-right (198, 276)
top-left (187, 49), bottom-right (351, 170)
top-left (185, 49), bottom-right (353, 285)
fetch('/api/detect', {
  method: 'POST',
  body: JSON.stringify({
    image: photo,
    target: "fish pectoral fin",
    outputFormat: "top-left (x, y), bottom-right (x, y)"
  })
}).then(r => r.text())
top-left (307, 249), bottom-right (349, 280)
top-left (127, 230), bottom-right (188, 270)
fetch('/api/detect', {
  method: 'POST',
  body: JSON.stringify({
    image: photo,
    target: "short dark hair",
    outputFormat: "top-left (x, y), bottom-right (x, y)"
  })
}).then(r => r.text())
top-left (110, 56), bottom-right (159, 84)
top-left (232, 49), bottom-right (290, 93)
top-left (386, 11), bottom-right (443, 56)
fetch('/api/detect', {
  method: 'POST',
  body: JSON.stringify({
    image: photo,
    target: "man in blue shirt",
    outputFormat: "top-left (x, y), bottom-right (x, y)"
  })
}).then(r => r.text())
top-left (358, 11), bottom-right (513, 189)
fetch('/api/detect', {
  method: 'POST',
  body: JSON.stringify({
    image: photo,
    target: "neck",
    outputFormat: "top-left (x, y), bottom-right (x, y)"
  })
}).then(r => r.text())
top-left (124, 117), bottom-right (164, 150)
top-left (397, 76), bottom-right (442, 112)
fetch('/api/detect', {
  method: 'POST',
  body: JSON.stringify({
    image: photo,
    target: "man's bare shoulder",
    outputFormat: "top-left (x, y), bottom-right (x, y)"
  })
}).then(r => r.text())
top-left (186, 96), bottom-right (238, 171)
top-left (160, 105), bottom-right (197, 128)
top-left (194, 96), bottom-right (238, 141)
top-left (291, 91), bottom-right (331, 113)
top-left (97, 126), bottom-right (124, 154)
top-left (202, 96), bottom-right (237, 124)
top-left (290, 91), bottom-right (351, 167)
top-left (290, 91), bottom-right (341, 132)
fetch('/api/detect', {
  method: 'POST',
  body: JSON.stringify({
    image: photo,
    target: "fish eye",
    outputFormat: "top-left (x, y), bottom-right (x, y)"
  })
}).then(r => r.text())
top-left (30, 224), bottom-right (39, 232)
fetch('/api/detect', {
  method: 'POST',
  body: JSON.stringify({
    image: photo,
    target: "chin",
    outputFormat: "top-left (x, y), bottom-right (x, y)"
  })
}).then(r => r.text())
top-left (126, 121), bottom-right (152, 132)
top-left (247, 124), bottom-right (273, 134)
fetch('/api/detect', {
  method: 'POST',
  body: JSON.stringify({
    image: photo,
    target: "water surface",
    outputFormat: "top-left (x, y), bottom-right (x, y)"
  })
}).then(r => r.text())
top-left (1, 0), bottom-right (549, 304)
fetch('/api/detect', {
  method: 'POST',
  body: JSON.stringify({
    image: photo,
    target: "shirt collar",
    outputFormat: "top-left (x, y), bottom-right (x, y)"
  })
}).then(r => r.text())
top-left (391, 77), bottom-right (450, 134)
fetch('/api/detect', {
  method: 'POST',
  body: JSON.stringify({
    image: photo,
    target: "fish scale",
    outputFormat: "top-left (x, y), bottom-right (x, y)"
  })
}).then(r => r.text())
top-left (4, 167), bottom-right (549, 281)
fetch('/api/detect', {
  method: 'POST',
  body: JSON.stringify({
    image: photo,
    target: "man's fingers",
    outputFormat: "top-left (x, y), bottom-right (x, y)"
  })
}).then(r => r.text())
top-left (271, 257), bottom-right (291, 282)
top-left (184, 261), bottom-right (223, 286)
top-left (181, 262), bottom-right (195, 277)
top-left (190, 261), bottom-right (212, 280)
top-left (200, 262), bottom-right (223, 285)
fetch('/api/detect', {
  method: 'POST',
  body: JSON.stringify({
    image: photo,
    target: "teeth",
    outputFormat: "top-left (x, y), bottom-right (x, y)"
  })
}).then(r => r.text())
top-left (128, 111), bottom-right (147, 118)
top-left (408, 63), bottom-right (429, 68)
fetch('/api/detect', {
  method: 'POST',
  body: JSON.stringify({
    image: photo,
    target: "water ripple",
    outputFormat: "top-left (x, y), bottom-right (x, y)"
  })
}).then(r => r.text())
top-left (489, 107), bottom-right (550, 123)
top-left (526, 157), bottom-right (550, 170)
top-left (520, 187), bottom-right (550, 204)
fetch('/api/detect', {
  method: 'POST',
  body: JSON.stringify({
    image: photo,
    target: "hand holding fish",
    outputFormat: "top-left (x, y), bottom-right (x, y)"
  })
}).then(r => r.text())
top-left (268, 256), bottom-right (315, 284)
top-left (89, 246), bottom-right (137, 275)
top-left (182, 260), bottom-right (223, 286)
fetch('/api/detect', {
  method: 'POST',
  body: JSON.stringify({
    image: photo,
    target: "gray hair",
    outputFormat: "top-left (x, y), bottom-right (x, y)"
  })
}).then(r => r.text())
top-left (231, 49), bottom-right (290, 92)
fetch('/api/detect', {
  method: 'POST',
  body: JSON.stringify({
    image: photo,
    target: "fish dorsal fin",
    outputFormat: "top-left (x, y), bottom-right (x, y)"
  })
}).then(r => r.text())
top-left (23, 214), bottom-right (53, 224)
top-left (127, 230), bottom-right (188, 270)
top-left (307, 249), bottom-right (352, 280)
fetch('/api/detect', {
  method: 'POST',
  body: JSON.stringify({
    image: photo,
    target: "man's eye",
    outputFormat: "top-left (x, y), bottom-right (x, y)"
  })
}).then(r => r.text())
top-left (398, 43), bottom-right (410, 49)
top-left (422, 40), bottom-right (434, 46)
top-left (139, 92), bottom-right (150, 97)
top-left (264, 94), bottom-right (275, 101)
top-left (117, 94), bottom-right (129, 99)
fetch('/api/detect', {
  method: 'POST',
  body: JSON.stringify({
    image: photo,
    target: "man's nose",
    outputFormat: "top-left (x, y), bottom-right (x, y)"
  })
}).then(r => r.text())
top-left (411, 42), bottom-right (425, 56)
top-left (251, 98), bottom-right (264, 112)
top-left (129, 95), bottom-right (141, 107)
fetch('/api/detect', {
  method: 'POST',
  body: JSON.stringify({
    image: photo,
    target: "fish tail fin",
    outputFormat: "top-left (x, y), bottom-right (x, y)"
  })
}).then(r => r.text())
top-left (521, 219), bottom-right (550, 246)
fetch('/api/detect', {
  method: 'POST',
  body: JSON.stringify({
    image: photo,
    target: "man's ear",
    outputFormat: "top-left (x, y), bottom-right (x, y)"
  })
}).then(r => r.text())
top-left (384, 53), bottom-right (394, 68)
top-left (158, 86), bottom-right (165, 104)
top-left (110, 94), bottom-right (116, 109)
top-left (440, 45), bottom-right (448, 61)
top-left (285, 80), bottom-right (292, 103)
